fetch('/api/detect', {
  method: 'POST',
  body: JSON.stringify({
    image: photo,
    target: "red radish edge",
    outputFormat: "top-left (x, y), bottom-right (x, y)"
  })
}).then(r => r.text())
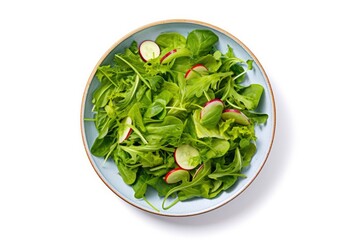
top-left (201, 99), bottom-right (224, 118)
top-left (184, 64), bottom-right (208, 78)
top-left (124, 129), bottom-right (132, 140)
top-left (139, 40), bottom-right (160, 62)
top-left (204, 98), bottom-right (224, 108)
top-left (223, 109), bottom-right (240, 113)
top-left (192, 164), bottom-right (204, 179)
top-left (118, 117), bottom-right (132, 143)
top-left (160, 49), bottom-right (177, 63)
top-left (164, 167), bottom-right (188, 184)
top-left (222, 109), bottom-right (250, 125)
top-left (174, 145), bottom-right (200, 170)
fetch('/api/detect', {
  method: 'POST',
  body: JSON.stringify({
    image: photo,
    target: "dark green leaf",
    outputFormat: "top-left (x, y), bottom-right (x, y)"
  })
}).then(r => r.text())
top-left (186, 29), bottom-right (219, 57)
top-left (132, 170), bottom-right (150, 199)
top-left (117, 161), bottom-right (137, 185)
top-left (90, 136), bottom-right (114, 157)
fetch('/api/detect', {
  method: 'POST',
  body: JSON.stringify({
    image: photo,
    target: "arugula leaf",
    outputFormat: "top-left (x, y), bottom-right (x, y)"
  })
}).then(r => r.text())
top-left (128, 102), bottom-right (146, 132)
top-left (145, 116), bottom-right (184, 146)
top-left (208, 148), bottom-right (246, 179)
top-left (185, 72), bottom-right (233, 99)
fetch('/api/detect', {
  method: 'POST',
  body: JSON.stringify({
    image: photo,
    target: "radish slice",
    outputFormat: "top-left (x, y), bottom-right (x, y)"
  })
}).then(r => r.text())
top-left (118, 116), bottom-right (132, 143)
top-left (222, 109), bottom-right (250, 125)
top-left (200, 99), bottom-right (224, 128)
top-left (160, 49), bottom-right (177, 64)
top-left (164, 168), bottom-right (190, 184)
top-left (174, 145), bottom-right (200, 170)
top-left (185, 64), bottom-right (208, 79)
top-left (160, 48), bottom-right (191, 64)
top-left (192, 164), bottom-right (204, 179)
top-left (139, 40), bottom-right (160, 62)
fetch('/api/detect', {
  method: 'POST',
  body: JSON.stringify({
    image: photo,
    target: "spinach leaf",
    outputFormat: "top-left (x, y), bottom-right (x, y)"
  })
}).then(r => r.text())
top-left (192, 110), bottom-right (226, 139)
top-left (186, 29), bottom-right (219, 57)
top-left (197, 54), bottom-right (222, 72)
top-left (208, 148), bottom-right (246, 179)
top-left (229, 84), bottom-right (264, 110)
top-left (132, 170), bottom-right (150, 199)
top-left (156, 32), bottom-right (186, 49)
top-left (117, 161), bottom-right (137, 185)
top-left (242, 110), bottom-right (269, 124)
top-left (90, 136), bottom-right (114, 157)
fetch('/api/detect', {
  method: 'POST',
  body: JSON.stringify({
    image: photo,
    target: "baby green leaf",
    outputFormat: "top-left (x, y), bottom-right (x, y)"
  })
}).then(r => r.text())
top-left (155, 32), bottom-right (186, 49)
top-left (117, 161), bottom-right (137, 185)
top-left (186, 29), bottom-right (219, 57)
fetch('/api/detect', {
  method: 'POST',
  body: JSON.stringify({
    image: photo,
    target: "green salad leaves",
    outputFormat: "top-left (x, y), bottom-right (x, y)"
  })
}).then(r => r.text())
top-left (88, 29), bottom-right (268, 211)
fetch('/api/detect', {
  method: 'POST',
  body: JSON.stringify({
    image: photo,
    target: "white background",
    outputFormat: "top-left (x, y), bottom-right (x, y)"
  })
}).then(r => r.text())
top-left (1, 0), bottom-right (359, 239)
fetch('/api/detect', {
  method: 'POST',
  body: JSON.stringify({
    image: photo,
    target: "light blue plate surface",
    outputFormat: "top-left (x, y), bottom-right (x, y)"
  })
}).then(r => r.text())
top-left (81, 20), bottom-right (276, 216)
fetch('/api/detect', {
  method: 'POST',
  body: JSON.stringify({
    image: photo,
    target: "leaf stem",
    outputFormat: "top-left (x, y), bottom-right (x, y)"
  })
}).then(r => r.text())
top-left (84, 118), bottom-right (96, 121)
top-left (115, 54), bottom-right (151, 89)
top-left (98, 67), bottom-right (119, 87)
top-left (203, 90), bottom-right (211, 101)
top-left (165, 106), bottom-right (187, 111)
top-left (226, 100), bottom-right (243, 110)
top-left (233, 71), bottom-right (247, 81)
top-left (143, 195), bottom-right (160, 212)
top-left (127, 124), bottom-right (148, 145)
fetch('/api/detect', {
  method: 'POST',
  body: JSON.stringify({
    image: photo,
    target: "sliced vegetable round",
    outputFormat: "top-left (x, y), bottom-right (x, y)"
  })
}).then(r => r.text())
top-left (174, 144), bottom-right (200, 170)
top-left (192, 164), bottom-right (204, 180)
top-left (222, 109), bottom-right (250, 125)
top-left (139, 40), bottom-right (160, 62)
top-left (118, 116), bottom-right (132, 143)
top-left (200, 99), bottom-right (224, 128)
top-left (185, 64), bottom-right (208, 79)
top-left (160, 48), bottom-right (191, 64)
top-left (165, 168), bottom-right (190, 184)
top-left (160, 49), bottom-right (177, 64)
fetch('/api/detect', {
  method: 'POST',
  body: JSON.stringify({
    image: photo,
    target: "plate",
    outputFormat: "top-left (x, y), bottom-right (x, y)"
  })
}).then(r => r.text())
top-left (81, 19), bottom-right (276, 216)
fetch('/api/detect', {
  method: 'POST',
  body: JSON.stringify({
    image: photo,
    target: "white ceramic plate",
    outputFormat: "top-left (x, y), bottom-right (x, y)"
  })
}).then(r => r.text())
top-left (81, 19), bottom-right (276, 216)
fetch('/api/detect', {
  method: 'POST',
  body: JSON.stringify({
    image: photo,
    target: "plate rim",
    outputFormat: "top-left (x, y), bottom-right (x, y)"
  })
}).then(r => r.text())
top-left (80, 19), bottom-right (276, 217)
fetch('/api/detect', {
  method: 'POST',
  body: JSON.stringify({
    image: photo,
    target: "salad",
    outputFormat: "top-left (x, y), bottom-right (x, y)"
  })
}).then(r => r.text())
top-left (88, 29), bottom-right (268, 210)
